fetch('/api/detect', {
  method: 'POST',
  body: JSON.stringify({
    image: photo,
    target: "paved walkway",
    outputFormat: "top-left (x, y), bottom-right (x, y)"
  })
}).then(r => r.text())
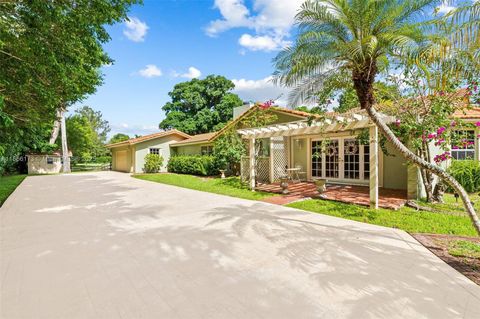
top-left (1, 172), bottom-right (480, 318)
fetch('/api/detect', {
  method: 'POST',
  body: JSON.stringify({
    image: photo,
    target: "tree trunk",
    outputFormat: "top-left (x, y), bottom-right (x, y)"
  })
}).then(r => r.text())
top-left (49, 108), bottom-right (63, 144)
top-left (60, 112), bottom-right (71, 173)
top-left (365, 106), bottom-right (480, 235)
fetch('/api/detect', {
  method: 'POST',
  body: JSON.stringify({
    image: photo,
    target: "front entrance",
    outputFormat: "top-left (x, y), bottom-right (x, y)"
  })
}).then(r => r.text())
top-left (311, 137), bottom-right (370, 183)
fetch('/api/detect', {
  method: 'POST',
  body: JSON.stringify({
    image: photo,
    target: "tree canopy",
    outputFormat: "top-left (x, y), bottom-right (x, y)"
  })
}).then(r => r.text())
top-left (60, 106), bottom-right (110, 163)
top-left (159, 75), bottom-right (243, 135)
top-left (0, 0), bottom-right (138, 173)
top-left (109, 133), bottom-right (130, 144)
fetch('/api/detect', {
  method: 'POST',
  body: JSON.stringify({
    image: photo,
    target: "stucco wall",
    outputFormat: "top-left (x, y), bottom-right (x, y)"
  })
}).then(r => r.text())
top-left (134, 135), bottom-right (186, 173)
top-left (171, 143), bottom-right (212, 156)
top-left (291, 137), bottom-right (308, 172)
top-left (27, 155), bottom-right (63, 174)
top-left (382, 141), bottom-right (408, 190)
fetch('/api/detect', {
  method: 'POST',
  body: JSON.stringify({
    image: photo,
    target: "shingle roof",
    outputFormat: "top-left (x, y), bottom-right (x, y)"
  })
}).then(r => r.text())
top-left (453, 107), bottom-right (480, 119)
top-left (170, 132), bottom-right (217, 146)
top-left (106, 130), bottom-right (191, 148)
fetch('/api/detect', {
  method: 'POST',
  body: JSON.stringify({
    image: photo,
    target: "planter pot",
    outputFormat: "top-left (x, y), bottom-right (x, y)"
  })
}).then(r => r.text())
top-left (219, 170), bottom-right (226, 179)
top-left (314, 179), bottom-right (327, 193)
top-left (280, 178), bottom-right (289, 195)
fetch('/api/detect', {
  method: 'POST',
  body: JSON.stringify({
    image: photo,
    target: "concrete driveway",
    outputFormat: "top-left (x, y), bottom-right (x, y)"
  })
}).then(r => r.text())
top-left (1, 172), bottom-right (480, 318)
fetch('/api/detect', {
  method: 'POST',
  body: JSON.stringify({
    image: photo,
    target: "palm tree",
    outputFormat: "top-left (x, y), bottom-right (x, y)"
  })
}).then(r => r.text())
top-left (274, 0), bottom-right (480, 234)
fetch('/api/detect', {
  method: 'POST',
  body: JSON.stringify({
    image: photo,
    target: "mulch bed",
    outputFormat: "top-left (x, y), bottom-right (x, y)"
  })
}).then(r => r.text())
top-left (412, 233), bottom-right (480, 285)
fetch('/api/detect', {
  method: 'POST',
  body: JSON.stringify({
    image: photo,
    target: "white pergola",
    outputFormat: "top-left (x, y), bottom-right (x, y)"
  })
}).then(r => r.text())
top-left (238, 111), bottom-right (396, 209)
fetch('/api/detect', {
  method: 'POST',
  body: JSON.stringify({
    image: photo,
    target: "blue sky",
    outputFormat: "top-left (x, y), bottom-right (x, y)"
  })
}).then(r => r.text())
top-left (75, 0), bottom-right (460, 138)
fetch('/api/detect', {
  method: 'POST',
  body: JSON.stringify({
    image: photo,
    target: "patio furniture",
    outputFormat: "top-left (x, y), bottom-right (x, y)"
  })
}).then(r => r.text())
top-left (219, 169), bottom-right (226, 179)
top-left (286, 167), bottom-right (301, 183)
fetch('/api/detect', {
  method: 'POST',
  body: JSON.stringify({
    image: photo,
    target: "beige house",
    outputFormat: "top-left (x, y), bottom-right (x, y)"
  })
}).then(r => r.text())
top-left (106, 130), bottom-right (190, 173)
top-left (107, 103), bottom-right (480, 207)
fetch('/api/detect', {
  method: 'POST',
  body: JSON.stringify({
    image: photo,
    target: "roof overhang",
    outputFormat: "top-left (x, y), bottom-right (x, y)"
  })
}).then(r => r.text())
top-left (237, 112), bottom-right (395, 139)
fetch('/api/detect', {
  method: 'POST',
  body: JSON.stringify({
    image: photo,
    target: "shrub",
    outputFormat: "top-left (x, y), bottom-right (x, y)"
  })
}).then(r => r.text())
top-left (168, 155), bottom-right (217, 176)
top-left (447, 160), bottom-right (480, 193)
top-left (144, 154), bottom-right (164, 173)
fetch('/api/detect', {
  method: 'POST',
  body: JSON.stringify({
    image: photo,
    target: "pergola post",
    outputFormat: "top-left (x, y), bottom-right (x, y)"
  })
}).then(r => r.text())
top-left (249, 138), bottom-right (256, 191)
top-left (475, 127), bottom-right (480, 161)
top-left (369, 125), bottom-right (379, 209)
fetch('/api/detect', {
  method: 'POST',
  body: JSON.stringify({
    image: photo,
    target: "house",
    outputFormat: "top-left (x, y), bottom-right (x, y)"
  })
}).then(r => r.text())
top-left (107, 101), bottom-right (480, 207)
top-left (106, 130), bottom-right (190, 173)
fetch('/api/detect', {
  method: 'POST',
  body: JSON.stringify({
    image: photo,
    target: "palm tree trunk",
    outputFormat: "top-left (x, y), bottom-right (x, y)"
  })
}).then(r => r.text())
top-left (49, 108), bottom-right (63, 144)
top-left (365, 106), bottom-right (480, 235)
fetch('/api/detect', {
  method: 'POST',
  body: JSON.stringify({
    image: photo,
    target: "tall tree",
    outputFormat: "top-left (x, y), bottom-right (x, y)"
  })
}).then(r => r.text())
top-left (0, 0), bottom-right (139, 173)
top-left (274, 0), bottom-right (480, 234)
top-left (108, 133), bottom-right (130, 144)
top-left (159, 75), bottom-right (243, 135)
top-left (61, 106), bottom-right (111, 163)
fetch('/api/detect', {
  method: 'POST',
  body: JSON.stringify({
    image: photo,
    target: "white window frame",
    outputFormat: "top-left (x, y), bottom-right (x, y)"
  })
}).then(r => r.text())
top-left (310, 136), bottom-right (370, 184)
top-left (451, 130), bottom-right (475, 160)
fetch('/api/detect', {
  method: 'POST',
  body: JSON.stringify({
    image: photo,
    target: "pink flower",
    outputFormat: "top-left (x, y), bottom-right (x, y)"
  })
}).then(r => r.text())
top-left (437, 127), bottom-right (446, 135)
top-left (450, 121), bottom-right (456, 127)
top-left (395, 119), bottom-right (401, 127)
top-left (475, 121), bottom-right (480, 127)
top-left (427, 133), bottom-right (437, 139)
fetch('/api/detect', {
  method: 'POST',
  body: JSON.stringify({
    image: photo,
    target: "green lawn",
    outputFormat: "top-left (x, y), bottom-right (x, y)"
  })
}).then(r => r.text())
top-left (134, 173), bottom-right (275, 201)
top-left (448, 240), bottom-right (480, 258)
top-left (0, 175), bottom-right (27, 207)
top-left (287, 197), bottom-right (479, 237)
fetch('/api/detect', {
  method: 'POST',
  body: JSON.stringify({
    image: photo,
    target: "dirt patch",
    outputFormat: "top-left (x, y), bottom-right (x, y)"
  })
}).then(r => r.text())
top-left (412, 233), bottom-right (480, 285)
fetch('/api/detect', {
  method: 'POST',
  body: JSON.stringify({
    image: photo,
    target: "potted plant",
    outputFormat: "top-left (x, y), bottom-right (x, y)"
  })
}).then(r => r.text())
top-left (314, 179), bottom-right (327, 193)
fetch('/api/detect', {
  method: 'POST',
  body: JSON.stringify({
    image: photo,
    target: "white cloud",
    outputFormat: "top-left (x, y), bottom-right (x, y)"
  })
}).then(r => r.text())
top-left (206, 0), bottom-right (304, 52)
top-left (110, 123), bottom-right (158, 137)
top-left (123, 17), bottom-right (148, 42)
top-left (436, 2), bottom-right (456, 14)
top-left (181, 66), bottom-right (202, 79)
top-left (238, 33), bottom-right (290, 51)
top-left (138, 64), bottom-right (162, 78)
top-left (232, 76), bottom-right (291, 107)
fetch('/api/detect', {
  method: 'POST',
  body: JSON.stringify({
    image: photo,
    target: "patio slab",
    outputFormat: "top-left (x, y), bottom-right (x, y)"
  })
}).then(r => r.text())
top-left (1, 172), bottom-right (479, 318)
top-left (258, 182), bottom-right (407, 209)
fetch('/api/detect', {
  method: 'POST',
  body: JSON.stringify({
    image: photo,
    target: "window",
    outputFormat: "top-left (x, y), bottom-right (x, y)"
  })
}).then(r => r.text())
top-left (149, 148), bottom-right (161, 155)
top-left (344, 139), bottom-right (360, 179)
top-left (201, 145), bottom-right (213, 156)
top-left (311, 141), bottom-right (323, 178)
top-left (451, 130), bottom-right (475, 160)
top-left (46, 157), bottom-right (54, 164)
top-left (363, 144), bottom-right (370, 179)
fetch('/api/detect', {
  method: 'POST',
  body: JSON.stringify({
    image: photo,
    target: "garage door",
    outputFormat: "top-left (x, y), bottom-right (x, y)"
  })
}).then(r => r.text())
top-left (115, 150), bottom-right (128, 172)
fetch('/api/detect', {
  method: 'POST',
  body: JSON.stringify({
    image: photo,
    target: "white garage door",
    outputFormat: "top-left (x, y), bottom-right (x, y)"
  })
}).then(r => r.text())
top-left (115, 150), bottom-right (128, 172)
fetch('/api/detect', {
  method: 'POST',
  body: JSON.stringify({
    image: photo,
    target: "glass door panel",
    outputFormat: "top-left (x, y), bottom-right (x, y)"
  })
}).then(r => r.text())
top-left (311, 141), bottom-right (323, 177)
top-left (325, 140), bottom-right (339, 178)
top-left (344, 139), bottom-right (360, 179)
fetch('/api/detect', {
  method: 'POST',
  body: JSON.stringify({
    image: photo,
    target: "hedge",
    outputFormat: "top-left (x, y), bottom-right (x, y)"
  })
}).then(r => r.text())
top-left (167, 155), bottom-right (218, 176)
top-left (448, 160), bottom-right (480, 193)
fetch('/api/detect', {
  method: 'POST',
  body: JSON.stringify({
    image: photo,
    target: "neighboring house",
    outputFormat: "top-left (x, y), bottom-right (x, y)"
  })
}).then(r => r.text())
top-left (106, 130), bottom-right (190, 173)
top-left (27, 151), bottom-right (72, 174)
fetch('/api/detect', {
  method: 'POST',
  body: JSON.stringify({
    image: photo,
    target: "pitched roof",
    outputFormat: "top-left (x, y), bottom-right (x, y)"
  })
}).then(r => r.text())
top-left (453, 107), bottom-right (480, 119)
top-left (170, 132), bottom-right (217, 146)
top-left (106, 130), bottom-right (191, 148)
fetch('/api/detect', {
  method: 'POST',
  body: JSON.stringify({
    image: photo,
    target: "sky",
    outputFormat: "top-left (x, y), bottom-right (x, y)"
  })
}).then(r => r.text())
top-left (74, 0), bottom-right (461, 138)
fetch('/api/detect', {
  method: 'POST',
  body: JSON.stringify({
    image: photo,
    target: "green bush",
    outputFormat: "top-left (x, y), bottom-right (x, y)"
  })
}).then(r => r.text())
top-left (448, 160), bottom-right (480, 193)
top-left (144, 154), bottom-right (164, 173)
top-left (167, 155), bottom-right (217, 176)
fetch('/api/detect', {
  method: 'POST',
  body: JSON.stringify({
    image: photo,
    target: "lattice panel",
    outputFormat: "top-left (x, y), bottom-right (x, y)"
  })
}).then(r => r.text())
top-left (256, 157), bottom-right (270, 183)
top-left (241, 156), bottom-right (250, 182)
top-left (271, 136), bottom-right (289, 182)
top-left (240, 156), bottom-right (270, 184)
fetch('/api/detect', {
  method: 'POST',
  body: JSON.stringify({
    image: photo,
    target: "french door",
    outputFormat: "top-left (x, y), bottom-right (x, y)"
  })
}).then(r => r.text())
top-left (311, 137), bottom-right (370, 182)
